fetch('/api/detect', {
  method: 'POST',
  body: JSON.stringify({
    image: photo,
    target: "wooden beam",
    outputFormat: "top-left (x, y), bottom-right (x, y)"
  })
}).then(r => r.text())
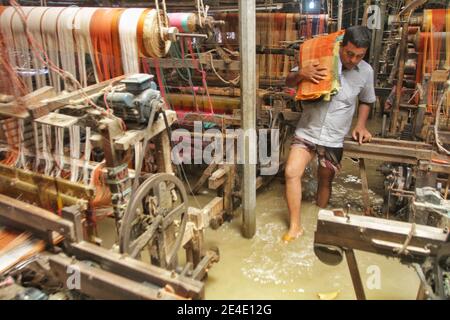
top-left (145, 57), bottom-right (240, 71)
top-left (345, 249), bottom-right (367, 300)
top-left (0, 194), bottom-right (76, 242)
top-left (34, 76), bottom-right (126, 117)
top-left (49, 254), bottom-right (186, 300)
top-left (314, 209), bottom-right (448, 261)
top-left (0, 86), bottom-right (57, 119)
top-left (114, 110), bottom-right (177, 150)
top-left (208, 167), bottom-right (229, 190)
top-left (68, 241), bottom-right (204, 299)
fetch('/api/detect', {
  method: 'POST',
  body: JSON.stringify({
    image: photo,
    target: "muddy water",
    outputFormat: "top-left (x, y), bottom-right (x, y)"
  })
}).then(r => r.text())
top-left (201, 175), bottom-right (420, 299)
top-left (200, 118), bottom-right (420, 299)
top-left (97, 117), bottom-right (421, 299)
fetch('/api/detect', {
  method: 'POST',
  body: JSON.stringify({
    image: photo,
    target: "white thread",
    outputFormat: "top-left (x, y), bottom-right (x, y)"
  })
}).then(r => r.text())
top-left (83, 126), bottom-right (91, 185)
top-left (134, 141), bottom-right (142, 171)
top-left (41, 7), bottom-right (67, 92)
top-left (17, 119), bottom-right (26, 169)
top-left (69, 125), bottom-right (81, 182)
top-left (57, 7), bottom-right (81, 90)
top-left (73, 7), bottom-right (99, 86)
top-left (26, 7), bottom-right (51, 88)
top-left (32, 121), bottom-right (41, 171)
top-left (119, 8), bottom-right (145, 75)
top-left (55, 126), bottom-right (64, 177)
top-left (11, 6), bottom-right (34, 91)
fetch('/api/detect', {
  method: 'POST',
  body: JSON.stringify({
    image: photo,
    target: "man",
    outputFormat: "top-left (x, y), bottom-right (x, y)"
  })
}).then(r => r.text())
top-left (283, 26), bottom-right (376, 242)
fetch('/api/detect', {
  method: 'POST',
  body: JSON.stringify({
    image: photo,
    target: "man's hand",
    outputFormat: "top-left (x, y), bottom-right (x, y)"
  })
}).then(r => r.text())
top-left (299, 61), bottom-right (328, 84)
top-left (352, 126), bottom-right (372, 145)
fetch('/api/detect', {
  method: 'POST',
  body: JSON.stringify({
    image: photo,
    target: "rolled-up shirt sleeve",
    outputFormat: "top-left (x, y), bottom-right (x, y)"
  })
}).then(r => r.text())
top-left (358, 67), bottom-right (376, 104)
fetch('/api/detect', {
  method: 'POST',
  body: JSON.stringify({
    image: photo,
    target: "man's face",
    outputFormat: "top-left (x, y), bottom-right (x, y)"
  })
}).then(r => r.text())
top-left (339, 41), bottom-right (368, 70)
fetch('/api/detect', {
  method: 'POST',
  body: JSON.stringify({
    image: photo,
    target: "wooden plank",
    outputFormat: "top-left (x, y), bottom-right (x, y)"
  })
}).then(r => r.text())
top-left (344, 140), bottom-right (433, 161)
top-left (345, 249), bottom-right (366, 300)
top-left (192, 162), bottom-right (218, 194)
top-left (145, 57), bottom-right (241, 71)
top-left (208, 167), bottom-right (228, 190)
top-left (0, 194), bottom-right (75, 242)
top-left (49, 254), bottom-right (185, 300)
top-left (40, 76), bottom-right (126, 114)
top-left (314, 210), bottom-right (448, 260)
top-left (344, 150), bottom-right (417, 164)
top-left (114, 110), bottom-right (177, 150)
top-left (0, 86), bottom-right (57, 119)
top-left (183, 113), bottom-right (241, 126)
top-left (68, 241), bottom-right (204, 299)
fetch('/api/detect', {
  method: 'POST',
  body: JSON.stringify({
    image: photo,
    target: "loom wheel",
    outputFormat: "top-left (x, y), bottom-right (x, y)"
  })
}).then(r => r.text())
top-left (119, 173), bottom-right (188, 269)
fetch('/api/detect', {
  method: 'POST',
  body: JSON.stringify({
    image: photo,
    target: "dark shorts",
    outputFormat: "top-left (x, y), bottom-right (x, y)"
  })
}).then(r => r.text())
top-left (291, 135), bottom-right (343, 173)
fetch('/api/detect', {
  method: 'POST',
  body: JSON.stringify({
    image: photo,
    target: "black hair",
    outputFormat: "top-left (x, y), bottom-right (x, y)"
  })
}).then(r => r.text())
top-left (342, 26), bottom-right (372, 48)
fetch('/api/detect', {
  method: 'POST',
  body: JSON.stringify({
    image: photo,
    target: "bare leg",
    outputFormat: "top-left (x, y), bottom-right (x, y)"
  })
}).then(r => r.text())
top-left (284, 147), bottom-right (315, 239)
top-left (316, 165), bottom-right (335, 208)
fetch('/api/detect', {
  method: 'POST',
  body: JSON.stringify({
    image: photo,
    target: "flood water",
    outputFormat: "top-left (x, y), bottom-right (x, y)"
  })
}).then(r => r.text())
top-left (199, 117), bottom-right (420, 300)
top-left (97, 116), bottom-right (421, 300)
top-left (201, 175), bottom-right (420, 300)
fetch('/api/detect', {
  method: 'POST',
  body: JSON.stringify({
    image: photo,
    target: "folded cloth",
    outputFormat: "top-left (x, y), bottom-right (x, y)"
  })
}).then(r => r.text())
top-left (295, 30), bottom-right (345, 101)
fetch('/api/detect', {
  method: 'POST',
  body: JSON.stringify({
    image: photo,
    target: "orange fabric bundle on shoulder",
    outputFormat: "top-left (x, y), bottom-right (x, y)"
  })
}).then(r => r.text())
top-left (296, 30), bottom-right (345, 101)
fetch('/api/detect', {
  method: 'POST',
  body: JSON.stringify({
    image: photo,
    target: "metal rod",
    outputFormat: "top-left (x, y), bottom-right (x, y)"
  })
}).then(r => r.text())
top-left (176, 33), bottom-right (208, 39)
top-left (239, 0), bottom-right (257, 239)
top-left (337, 0), bottom-right (343, 30)
top-left (355, 0), bottom-right (360, 25)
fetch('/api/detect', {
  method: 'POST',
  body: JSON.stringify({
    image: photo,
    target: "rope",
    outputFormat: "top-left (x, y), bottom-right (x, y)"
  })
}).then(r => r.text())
top-left (393, 222), bottom-right (416, 255)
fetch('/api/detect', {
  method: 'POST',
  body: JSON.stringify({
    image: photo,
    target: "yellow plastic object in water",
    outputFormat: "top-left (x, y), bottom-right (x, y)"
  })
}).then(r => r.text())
top-left (317, 290), bottom-right (340, 300)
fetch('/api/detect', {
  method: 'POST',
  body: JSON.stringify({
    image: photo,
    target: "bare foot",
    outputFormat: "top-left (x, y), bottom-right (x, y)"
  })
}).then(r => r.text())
top-left (282, 227), bottom-right (304, 243)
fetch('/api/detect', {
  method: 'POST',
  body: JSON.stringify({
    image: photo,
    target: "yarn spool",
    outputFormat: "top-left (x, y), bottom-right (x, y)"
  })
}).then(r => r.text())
top-left (168, 12), bottom-right (197, 33)
top-left (140, 9), bottom-right (172, 58)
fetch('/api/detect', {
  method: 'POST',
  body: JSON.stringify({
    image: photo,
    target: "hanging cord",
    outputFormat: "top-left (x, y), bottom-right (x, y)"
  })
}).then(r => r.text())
top-left (434, 87), bottom-right (450, 155)
top-left (178, 39), bottom-right (199, 112)
top-left (161, 109), bottom-right (202, 208)
top-left (8, 1), bottom-right (112, 116)
top-left (154, 0), bottom-right (169, 41)
top-left (197, 0), bottom-right (208, 28)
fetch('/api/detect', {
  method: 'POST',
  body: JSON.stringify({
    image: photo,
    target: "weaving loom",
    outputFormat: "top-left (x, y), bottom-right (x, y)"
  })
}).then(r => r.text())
top-left (0, 5), bottom-right (180, 93)
top-left (213, 13), bottom-right (328, 80)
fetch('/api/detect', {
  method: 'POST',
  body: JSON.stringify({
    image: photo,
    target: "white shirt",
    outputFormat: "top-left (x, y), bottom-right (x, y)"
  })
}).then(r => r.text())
top-left (294, 57), bottom-right (376, 148)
